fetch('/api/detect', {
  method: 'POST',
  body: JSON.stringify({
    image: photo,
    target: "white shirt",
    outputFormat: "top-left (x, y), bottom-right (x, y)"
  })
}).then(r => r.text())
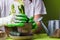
top-left (24, 0), bottom-right (47, 18)
top-left (0, 0), bottom-right (47, 18)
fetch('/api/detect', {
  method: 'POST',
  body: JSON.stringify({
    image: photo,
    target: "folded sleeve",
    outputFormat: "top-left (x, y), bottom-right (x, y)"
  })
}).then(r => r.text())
top-left (35, 0), bottom-right (47, 15)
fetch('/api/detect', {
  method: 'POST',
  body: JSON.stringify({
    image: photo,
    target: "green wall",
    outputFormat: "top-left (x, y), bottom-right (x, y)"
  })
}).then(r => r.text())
top-left (41, 0), bottom-right (60, 33)
top-left (44, 0), bottom-right (60, 19)
top-left (43, 0), bottom-right (60, 24)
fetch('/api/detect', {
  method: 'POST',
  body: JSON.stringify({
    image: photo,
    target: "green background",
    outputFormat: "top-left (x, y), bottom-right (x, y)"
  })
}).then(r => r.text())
top-left (43, 0), bottom-right (60, 20)
top-left (41, 0), bottom-right (60, 32)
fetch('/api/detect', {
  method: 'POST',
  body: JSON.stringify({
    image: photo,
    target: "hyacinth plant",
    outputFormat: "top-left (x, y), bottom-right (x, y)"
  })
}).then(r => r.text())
top-left (18, 0), bottom-right (25, 14)
top-left (10, 0), bottom-right (24, 15)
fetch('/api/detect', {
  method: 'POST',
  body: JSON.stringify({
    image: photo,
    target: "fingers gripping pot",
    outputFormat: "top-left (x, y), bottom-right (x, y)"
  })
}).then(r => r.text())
top-left (6, 14), bottom-right (34, 40)
top-left (15, 14), bottom-right (33, 34)
top-left (6, 14), bottom-right (33, 36)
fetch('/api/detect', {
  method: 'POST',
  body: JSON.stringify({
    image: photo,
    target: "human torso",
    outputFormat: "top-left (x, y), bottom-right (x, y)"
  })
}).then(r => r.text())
top-left (23, 0), bottom-right (34, 18)
top-left (1, 0), bottom-right (46, 18)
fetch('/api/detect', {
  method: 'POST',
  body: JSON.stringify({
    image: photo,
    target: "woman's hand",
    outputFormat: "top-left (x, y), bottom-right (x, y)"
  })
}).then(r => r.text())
top-left (33, 14), bottom-right (43, 33)
top-left (14, 14), bottom-right (28, 23)
top-left (6, 14), bottom-right (28, 27)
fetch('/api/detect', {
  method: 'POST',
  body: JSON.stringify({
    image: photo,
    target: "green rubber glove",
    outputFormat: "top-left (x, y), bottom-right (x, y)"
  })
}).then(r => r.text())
top-left (15, 14), bottom-right (28, 23)
top-left (29, 17), bottom-right (38, 29)
top-left (6, 4), bottom-right (29, 27)
top-left (7, 14), bottom-right (29, 27)
top-left (7, 23), bottom-right (24, 27)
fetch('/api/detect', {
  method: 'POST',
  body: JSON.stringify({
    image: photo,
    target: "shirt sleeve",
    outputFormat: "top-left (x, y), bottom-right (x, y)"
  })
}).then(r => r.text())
top-left (0, 0), bottom-right (13, 27)
top-left (0, 0), bottom-right (1, 17)
top-left (35, 0), bottom-right (47, 15)
top-left (0, 0), bottom-right (4, 17)
top-left (0, 0), bottom-right (7, 17)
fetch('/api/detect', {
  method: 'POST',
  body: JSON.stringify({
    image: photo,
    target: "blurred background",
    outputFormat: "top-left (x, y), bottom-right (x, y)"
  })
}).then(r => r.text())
top-left (41, 0), bottom-right (60, 33)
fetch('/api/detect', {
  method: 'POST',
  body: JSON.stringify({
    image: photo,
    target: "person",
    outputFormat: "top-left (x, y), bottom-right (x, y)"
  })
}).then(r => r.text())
top-left (0, 0), bottom-right (47, 33)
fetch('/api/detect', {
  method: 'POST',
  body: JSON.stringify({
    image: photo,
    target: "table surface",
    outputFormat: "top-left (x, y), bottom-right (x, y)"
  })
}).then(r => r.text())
top-left (6, 34), bottom-right (60, 40)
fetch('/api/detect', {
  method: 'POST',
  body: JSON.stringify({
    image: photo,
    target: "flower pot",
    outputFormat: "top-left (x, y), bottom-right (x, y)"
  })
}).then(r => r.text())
top-left (17, 23), bottom-right (32, 36)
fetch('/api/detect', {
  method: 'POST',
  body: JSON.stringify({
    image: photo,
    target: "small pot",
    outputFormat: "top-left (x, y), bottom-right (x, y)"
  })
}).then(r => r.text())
top-left (17, 23), bottom-right (32, 35)
top-left (5, 23), bottom-right (32, 36)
